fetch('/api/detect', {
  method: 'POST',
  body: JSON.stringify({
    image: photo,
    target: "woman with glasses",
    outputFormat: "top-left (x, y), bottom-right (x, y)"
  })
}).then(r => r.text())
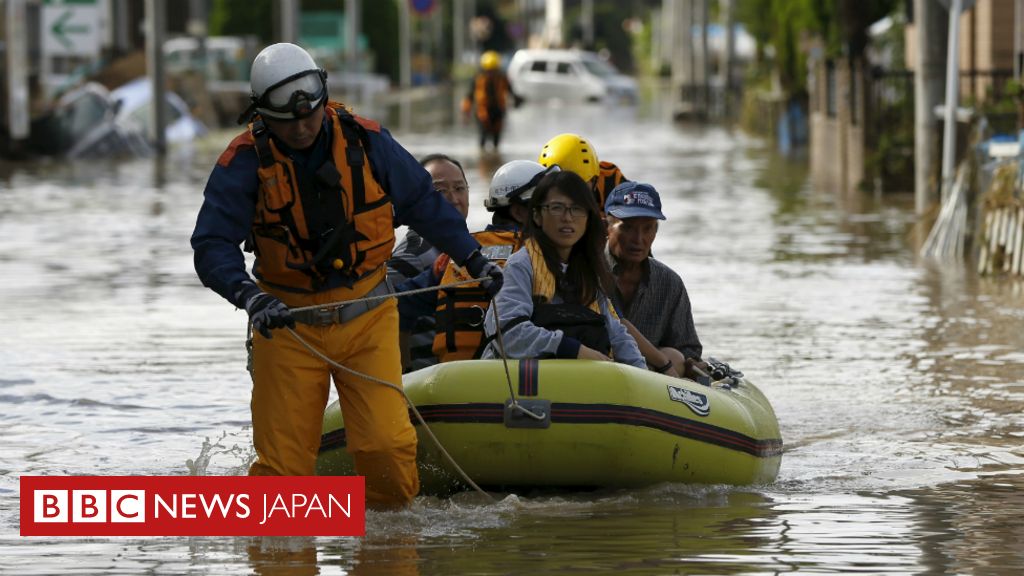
top-left (481, 171), bottom-right (645, 367)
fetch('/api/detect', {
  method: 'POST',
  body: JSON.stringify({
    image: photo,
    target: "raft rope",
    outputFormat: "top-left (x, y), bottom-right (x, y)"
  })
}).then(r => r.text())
top-left (247, 275), bottom-right (515, 502)
top-left (489, 299), bottom-right (547, 421)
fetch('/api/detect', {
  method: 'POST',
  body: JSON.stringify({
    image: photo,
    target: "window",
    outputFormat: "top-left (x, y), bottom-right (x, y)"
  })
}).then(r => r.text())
top-left (529, 60), bottom-right (547, 73)
top-left (555, 62), bottom-right (575, 76)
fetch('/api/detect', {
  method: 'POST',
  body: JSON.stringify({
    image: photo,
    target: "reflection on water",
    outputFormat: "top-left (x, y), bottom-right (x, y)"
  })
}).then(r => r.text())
top-left (2, 91), bottom-right (1023, 574)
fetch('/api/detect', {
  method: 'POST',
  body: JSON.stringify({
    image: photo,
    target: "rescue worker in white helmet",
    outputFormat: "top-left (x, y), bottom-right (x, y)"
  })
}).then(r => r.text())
top-left (537, 133), bottom-right (628, 211)
top-left (396, 160), bottom-right (558, 366)
top-left (190, 43), bottom-right (503, 509)
top-left (461, 50), bottom-right (523, 151)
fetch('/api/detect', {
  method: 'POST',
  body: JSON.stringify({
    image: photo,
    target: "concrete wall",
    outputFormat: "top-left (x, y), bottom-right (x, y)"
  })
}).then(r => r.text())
top-left (810, 58), bottom-right (867, 195)
top-left (905, 0), bottom-right (1015, 102)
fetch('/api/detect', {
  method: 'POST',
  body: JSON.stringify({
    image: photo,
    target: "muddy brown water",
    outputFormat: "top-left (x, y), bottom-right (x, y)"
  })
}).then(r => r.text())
top-left (1, 92), bottom-right (1022, 574)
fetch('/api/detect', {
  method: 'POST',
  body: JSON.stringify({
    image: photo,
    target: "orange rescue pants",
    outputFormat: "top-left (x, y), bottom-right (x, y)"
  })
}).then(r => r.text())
top-left (249, 269), bottom-right (419, 509)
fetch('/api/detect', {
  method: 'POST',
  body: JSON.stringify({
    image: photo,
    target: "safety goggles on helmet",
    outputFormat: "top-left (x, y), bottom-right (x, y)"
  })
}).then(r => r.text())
top-left (485, 164), bottom-right (561, 210)
top-left (238, 68), bottom-right (328, 124)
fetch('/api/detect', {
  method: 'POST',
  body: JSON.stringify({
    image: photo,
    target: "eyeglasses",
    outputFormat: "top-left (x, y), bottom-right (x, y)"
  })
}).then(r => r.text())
top-left (539, 202), bottom-right (588, 219)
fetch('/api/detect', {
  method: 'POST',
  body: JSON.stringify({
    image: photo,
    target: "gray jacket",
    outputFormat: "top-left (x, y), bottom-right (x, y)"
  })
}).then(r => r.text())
top-left (482, 249), bottom-right (645, 368)
top-left (606, 248), bottom-right (702, 360)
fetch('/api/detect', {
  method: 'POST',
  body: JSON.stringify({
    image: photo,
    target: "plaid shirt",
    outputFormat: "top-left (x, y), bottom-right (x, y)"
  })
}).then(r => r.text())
top-left (605, 248), bottom-right (703, 360)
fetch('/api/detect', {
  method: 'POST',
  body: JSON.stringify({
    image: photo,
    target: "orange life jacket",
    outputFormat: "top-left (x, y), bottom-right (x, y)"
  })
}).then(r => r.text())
top-left (595, 160), bottom-right (627, 210)
top-left (433, 229), bottom-right (521, 362)
top-left (248, 103), bottom-right (394, 293)
top-left (471, 71), bottom-right (510, 125)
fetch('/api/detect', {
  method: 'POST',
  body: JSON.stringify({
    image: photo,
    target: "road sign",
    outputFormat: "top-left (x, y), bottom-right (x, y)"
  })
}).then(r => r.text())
top-left (410, 0), bottom-right (437, 15)
top-left (42, 0), bottom-right (100, 57)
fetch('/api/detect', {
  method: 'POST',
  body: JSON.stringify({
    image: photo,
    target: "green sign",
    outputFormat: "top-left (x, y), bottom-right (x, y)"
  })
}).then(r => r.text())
top-left (41, 1), bottom-right (100, 57)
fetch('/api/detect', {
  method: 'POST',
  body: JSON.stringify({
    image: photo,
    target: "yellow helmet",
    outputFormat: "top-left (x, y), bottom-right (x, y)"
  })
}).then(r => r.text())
top-left (537, 133), bottom-right (599, 182)
top-left (480, 50), bottom-right (501, 71)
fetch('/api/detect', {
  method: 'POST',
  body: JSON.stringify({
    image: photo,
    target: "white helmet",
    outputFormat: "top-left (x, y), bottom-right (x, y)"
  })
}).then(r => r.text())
top-left (247, 43), bottom-right (327, 121)
top-left (485, 161), bottom-right (560, 211)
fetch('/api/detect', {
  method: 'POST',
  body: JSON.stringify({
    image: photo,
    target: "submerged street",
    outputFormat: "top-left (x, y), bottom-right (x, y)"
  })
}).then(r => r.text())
top-left (2, 91), bottom-right (1023, 574)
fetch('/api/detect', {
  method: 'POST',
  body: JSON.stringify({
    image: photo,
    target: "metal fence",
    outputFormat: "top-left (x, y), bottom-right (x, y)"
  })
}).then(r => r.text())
top-left (867, 68), bottom-right (1019, 191)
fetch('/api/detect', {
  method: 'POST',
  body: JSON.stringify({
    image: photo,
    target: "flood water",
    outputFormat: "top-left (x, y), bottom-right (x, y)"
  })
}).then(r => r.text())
top-left (2, 89), bottom-right (1023, 575)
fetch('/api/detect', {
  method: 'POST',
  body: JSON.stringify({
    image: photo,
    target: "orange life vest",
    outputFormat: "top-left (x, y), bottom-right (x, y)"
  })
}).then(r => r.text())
top-left (432, 229), bottom-right (521, 362)
top-left (471, 71), bottom-right (510, 125)
top-left (248, 103), bottom-right (394, 292)
top-left (595, 160), bottom-right (627, 210)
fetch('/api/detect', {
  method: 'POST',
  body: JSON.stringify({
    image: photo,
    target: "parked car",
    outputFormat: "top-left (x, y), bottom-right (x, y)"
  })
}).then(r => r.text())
top-left (27, 78), bottom-right (207, 159)
top-left (28, 83), bottom-right (148, 158)
top-left (110, 77), bottom-right (208, 145)
top-left (506, 49), bottom-right (638, 104)
top-left (163, 35), bottom-right (256, 83)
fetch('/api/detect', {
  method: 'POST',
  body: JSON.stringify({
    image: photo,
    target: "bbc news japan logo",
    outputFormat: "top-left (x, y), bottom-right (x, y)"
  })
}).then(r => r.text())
top-left (35, 490), bottom-right (145, 523)
top-left (21, 476), bottom-right (365, 536)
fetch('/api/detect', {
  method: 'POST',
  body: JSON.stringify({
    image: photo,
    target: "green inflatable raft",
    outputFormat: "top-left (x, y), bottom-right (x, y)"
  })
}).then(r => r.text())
top-left (316, 359), bottom-right (783, 494)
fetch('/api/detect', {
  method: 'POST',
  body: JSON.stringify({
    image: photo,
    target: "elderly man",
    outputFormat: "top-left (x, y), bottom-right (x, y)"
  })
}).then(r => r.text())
top-left (604, 181), bottom-right (704, 379)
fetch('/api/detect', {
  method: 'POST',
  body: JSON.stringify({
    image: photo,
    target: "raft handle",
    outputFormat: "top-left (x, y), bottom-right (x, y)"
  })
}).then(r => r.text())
top-left (504, 398), bottom-right (551, 429)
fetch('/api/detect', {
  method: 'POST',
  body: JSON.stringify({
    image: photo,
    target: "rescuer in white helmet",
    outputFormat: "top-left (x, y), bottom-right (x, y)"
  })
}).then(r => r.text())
top-left (191, 43), bottom-right (503, 509)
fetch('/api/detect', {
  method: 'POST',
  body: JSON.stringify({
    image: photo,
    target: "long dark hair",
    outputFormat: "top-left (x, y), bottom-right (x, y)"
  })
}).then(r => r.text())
top-left (526, 170), bottom-right (613, 306)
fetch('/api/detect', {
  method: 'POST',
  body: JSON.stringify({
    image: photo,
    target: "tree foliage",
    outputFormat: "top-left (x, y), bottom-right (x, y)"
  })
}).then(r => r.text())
top-left (209, 0), bottom-right (273, 42)
top-left (736, 0), bottom-right (898, 95)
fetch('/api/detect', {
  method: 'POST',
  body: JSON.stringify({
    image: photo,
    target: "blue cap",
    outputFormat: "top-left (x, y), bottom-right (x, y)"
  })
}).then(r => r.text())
top-left (604, 181), bottom-right (666, 220)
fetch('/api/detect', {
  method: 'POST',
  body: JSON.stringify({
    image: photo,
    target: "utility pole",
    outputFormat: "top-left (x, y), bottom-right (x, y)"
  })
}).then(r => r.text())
top-left (345, 0), bottom-right (360, 73)
top-left (939, 0), bottom-right (962, 203)
top-left (723, 0), bottom-right (736, 114)
top-left (5, 0), bottom-right (30, 144)
top-left (581, 0), bottom-right (594, 48)
top-left (1016, 0), bottom-right (1023, 130)
top-left (433, 1), bottom-right (444, 81)
top-left (398, 0), bottom-right (411, 132)
top-left (913, 0), bottom-right (947, 214)
top-left (188, 0), bottom-right (208, 71)
top-left (454, 0), bottom-right (465, 73)
top-left (468, 0), bottom-right (477, 54)
top-left (545, 0), bottom-right (563, 48)
top-left (722, 0), bottom-right (735, 86)
top-left (111, 0), bottom-right (132, 54)
top-left (278, 0), bottom-right (298, 44)
top-left (671, 0), bottom-right (694, 117)
top-left (1015, 0), bottom-right (1023, 82)
top-left (398, 0), bottom-right (411, 89)
top-left (145, 0), bottom-right (168, 154)
top-left (700, 0), bottom-right (709, 118)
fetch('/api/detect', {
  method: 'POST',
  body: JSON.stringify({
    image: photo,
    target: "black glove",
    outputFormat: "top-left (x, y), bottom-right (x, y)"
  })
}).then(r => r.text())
top-left (235, 281), bottom-right (295, 339)
top-left (463, 250), bottom-right (504, 299)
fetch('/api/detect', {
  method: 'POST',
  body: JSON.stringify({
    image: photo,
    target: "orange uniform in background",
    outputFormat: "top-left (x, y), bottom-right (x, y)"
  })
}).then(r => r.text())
top-left (462, 50), bottom-right (522, 150)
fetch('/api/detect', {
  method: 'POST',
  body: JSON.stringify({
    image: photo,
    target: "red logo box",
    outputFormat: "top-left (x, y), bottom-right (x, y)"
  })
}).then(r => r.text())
top-left (20, 476), bottom-right (365, 536)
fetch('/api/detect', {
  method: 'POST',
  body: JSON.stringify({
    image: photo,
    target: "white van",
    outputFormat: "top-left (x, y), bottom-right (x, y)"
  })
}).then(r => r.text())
top-left (507, 49), bottom-right (638, 104)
